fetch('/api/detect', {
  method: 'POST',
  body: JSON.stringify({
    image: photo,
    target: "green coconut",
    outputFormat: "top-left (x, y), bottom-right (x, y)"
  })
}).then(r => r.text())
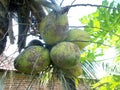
top-left (39, 11), bottom-right (68, 45)
top-left (65, 29), bottom-right (90, 50)
top-left (62, 63), bottom-right (83, 78)
top-left (14, 46), bottom-right (50, 74)
top-left (50, 42), bottom-right (80, 69)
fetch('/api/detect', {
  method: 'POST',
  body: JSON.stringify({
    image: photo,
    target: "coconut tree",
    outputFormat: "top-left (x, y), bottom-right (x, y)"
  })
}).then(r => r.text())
top-left (0, 0), bottom-right (120, 90)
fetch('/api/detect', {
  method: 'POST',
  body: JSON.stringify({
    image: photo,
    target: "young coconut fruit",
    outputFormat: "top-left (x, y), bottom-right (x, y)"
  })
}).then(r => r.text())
top-left (62, 63), bottom-right (83, 78)
top-left (39, 11), bottom-right (68, 45)
top-left (65, 29), bottom-right (90, 50)
top-left (50, 42), bottom-right (80, 69)
top-left (14, 46), bottom-right (50, 74)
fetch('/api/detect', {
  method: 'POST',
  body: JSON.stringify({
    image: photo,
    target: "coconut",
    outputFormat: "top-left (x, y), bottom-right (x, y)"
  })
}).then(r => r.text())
top-left (62, 63), bottom-right (83, 78)
top-left (14, 46), bottom-right (50, 74)
top-left (65, 29), bottom-right (90, 49)
top-left (39, 11), bottom-right (68, 45)
top-left (50, 42), bottom-right (80, 69)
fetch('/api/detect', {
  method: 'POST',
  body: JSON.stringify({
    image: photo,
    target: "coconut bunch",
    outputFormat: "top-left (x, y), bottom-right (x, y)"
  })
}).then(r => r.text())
top-left (13, 0), bottom-right (91, 90)
top-left (14, 3), bottom-right (90, 90)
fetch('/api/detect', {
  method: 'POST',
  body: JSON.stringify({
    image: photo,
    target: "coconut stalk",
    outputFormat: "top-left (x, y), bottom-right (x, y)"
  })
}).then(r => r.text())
top-left (28, 0), bottom-right (46, 23)
top-left (65, 77), bottom-right (77, 90)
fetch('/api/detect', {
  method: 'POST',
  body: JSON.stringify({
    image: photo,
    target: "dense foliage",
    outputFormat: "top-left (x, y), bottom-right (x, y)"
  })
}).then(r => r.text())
top-left (80, 0), bottom-right (120, 89)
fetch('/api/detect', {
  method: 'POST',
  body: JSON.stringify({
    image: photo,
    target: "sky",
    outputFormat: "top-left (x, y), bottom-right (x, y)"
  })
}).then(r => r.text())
top-left (63, 0), bottom-right (102, 26)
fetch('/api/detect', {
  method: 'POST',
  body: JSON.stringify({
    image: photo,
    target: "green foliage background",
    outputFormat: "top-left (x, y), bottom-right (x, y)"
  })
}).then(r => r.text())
top-left (79, 0), bottom-right (120, 89)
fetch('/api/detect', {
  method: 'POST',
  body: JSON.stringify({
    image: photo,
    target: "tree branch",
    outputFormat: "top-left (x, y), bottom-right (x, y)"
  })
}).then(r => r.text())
top-left (65, 3), bottom-right (119, 10)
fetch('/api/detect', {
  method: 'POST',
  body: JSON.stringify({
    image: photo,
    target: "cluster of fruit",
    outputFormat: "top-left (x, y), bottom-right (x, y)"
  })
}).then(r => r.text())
top-left (14, 11), bottom-right (90, 78)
